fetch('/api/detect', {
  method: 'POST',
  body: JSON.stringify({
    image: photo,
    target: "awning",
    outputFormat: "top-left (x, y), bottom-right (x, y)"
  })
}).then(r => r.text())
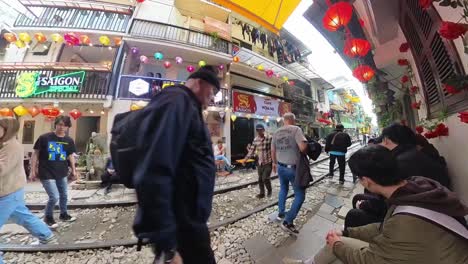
top-left (211, 0), bottom-right (301, 34)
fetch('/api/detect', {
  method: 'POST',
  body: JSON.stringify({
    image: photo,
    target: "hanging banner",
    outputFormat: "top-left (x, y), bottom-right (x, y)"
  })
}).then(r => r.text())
top-left (255, 97), bottom-right (279, 117)
top-left (233, 91), bottom-right (291, 117)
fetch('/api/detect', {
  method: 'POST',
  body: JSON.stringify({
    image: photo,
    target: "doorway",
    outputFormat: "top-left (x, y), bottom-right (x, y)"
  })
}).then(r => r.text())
top-left (75, 117), bottom-right (100, 153)
top-left (230, 117), bottom-right (254, 162)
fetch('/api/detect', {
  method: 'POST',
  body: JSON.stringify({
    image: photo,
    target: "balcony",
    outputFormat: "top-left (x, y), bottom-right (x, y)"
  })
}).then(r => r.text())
top-left (118, 75), bottom-right (229, 107)
top-left (14, 7), bottom-right (131, 32)
top-left (0, 63), bottom-right (111, 100)
top-left (129, 19), bottom-right (230, 54)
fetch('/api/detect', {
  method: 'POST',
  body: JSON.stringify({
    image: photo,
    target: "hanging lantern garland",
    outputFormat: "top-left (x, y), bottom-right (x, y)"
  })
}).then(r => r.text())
top-left (51, 33), bottom-right (64, 43)
top-left (69, 109), bottom-right (82, 120)
top-left (131, 47), bottom-right (139, 55)
top-left (3, 33), bottom-right (17, 43)
top-left (13, 105), bottom-right (28, 117)
top-left (80, 35), bottom-right (91, 46)
top-left (0, 108), bottom-right (13, 117)
top-left (28, 106), bottom-right (41, 117)
top-left (186, 65), bottom-right (195, 73)
top-left (175, 56), bottom-right (183, 64)
top-left (18, 33), bottom-right (31, 44)
top-left (42, 106), bottom-right (60, 119)
top-left (64, 33), bottom-right (80, 46)
top-left (34, 33), bottom-right (47, 43)
top-left (322, 2), bottom-right (353, 32)
top-left (140, 55), bottom-right (149, 64)
top-left (352, 65), bottom-right (375, 83)
top-left (163, 61), bottom-right (172, 69)
top-left (344, 38), bottom-right (371, 58)
top-left (154, 52), bottom-right (164, 60)
top-left (198, 60), bottom-right (207, 67)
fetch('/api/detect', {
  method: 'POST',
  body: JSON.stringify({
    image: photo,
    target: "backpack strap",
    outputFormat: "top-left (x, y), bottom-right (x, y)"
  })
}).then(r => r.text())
top-left (393, 205), bottom-right (468, 240)
top-left (331, 132), bottom-right (342, 145)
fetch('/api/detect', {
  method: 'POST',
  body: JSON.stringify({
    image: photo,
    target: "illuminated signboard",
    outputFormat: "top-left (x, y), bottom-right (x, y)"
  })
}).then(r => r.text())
top-left (16, 71), bottom-right (86, 98)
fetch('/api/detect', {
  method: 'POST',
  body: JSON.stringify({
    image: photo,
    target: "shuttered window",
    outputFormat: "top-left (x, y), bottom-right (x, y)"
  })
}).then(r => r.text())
top-left (400, 0), bottom-right (467, 117)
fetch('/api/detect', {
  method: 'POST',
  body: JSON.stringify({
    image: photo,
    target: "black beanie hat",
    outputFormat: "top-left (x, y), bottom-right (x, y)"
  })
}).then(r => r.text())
top-left (188, 66), bottom-right (221, 92)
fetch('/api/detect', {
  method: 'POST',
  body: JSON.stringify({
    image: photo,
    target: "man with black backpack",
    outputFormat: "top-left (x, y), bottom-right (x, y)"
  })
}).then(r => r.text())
top-left (111, 67), bottom-right (219, 264)
top-left (325, 124), bottom-right (352, 184)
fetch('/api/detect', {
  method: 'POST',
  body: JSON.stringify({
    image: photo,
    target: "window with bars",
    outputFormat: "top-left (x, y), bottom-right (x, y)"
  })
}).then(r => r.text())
top-left (400, 0), bottom-right (467, 117)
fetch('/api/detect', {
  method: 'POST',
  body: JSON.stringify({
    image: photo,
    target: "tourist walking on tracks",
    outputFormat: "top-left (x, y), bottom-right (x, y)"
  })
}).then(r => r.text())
top-left (324, 124), bottom-right (352, 184)
top-left (132, 67), bottom-right (220, 264)
top-left (0, 117), bottom-right (56, 263)
top-left (31, 115), bottom-right (77, 228)
top-left (272, 113), bottom-right (308, 234)
top-left (244, 124), bottom-right (273, 199)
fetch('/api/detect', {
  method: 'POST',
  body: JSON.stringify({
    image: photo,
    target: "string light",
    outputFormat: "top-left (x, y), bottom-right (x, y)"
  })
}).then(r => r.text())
top-left (100, 110), bottom-right (105, 115)
top-left (89, 109), bottom-right (94, 114)
top-left (59, 109), bottom-right (64, 114)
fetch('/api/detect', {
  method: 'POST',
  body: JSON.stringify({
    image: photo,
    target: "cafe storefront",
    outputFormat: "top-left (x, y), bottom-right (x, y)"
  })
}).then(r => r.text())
top-left (0, 63), bottom-right (113, 153)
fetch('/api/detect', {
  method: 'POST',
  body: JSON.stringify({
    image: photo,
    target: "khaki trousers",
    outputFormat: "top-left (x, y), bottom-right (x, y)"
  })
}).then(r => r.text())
top-left (308, 237), bottom-right (369, 264)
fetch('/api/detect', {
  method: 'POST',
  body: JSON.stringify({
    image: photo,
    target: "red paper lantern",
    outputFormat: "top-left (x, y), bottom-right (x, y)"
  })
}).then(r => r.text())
top-left (42, 106), bottom-right (60, 118)
top-left (352, 65), bottom-right (375, 83)
top-left (0, 108), bottom-right (13, 117)
top-left (28, 106), bottom-right (41, 117)
top-left (69, 109), bottom-right (82, 120)
top-left (136, 0), bottom-right (145, 2)
top-left (163, 61), bottom-right (172, 69)
top-left (344, 38), bottom-right (371, 58)
top-left (3, 33), bottom-right (17, 43)
top-left (322, 2), bottom-right (353, 32)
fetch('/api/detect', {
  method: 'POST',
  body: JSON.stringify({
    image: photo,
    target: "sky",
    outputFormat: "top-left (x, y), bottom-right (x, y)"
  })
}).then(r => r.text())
top-left (283, 0), bottom-right (377, 125)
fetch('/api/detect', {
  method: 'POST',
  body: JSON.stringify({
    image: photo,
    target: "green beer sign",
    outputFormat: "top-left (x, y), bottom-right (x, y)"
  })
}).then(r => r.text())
top-left (16, 71), bottom-right (86, 98)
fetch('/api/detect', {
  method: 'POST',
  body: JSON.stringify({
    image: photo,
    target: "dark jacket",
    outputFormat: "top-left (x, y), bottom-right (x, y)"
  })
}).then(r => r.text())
top-left (336, 177), bottom-right (468, 264)
top-left (325, 130), bottom-right (352, 153)
top-left (295, 154), bottom-right (312, 188)
top-left (357, 144), bottom-right (450, 222)
top-left (393, 144), bottom-right (449, 187)
top-left (133, 86), bottom-right (216, 251)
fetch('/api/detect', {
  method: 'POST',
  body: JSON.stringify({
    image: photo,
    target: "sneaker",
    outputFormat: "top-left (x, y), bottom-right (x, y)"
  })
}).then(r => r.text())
top-left (281, 222), bottom-right (299, 234)
top-left (59, 213), bottom-right (76, 222)
top-left (31, 234), bottom-right (57, 245)
top-left (256, 193), bottom-right (265, 199)
top-left (326, 173), bottom-right (334, 178)
top-left (339, 180), bottom-right (345, 185)
top-left (44, 217), bottom-right (58, 229)
top-left (230, 165), bottom-right (236, 170)
top-left (267, 192), bottom-right (272, 198)
top-left (276, 213), bottom-right (285, 221)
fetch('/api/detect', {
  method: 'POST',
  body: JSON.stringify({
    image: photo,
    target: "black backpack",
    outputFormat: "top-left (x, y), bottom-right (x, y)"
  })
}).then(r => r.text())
top-left (307, 140), bottom-right (322, 161)
top-left (110, 108), bottom-right (147, 188)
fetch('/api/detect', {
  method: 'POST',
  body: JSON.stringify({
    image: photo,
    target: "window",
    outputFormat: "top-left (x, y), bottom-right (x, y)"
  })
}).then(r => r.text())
top-left (318, 89), bottom-right (326, 103)
top-left (400, 0), bottom-right (467, 117)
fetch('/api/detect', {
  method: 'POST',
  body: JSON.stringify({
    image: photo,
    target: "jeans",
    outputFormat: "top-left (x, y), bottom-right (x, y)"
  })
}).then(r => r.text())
top-left (41, 177), bottom-right (69, 218)
top-left (257, 163), bottom-right (272, 195)
top-left (215, 155), bottom-right (231, 171)
top-left (0, 188), bottom-right (53, 263)
top-left (278, 165), bottom-right (306, 224)
top-left (329, 154), bottom-right (346, 181)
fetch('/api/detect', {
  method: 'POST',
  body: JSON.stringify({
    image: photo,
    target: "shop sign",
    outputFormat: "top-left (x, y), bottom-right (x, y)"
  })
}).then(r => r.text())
top-left (129, 78), bottom-right (150, 96)
top-left (16, 71), bottom-right (85, 98)
top-left (233, 91), bottom-right (291, 117)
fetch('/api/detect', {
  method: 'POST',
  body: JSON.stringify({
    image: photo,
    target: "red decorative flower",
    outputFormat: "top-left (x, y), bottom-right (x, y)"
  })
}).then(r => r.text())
top-left (419, 0), bottom-right (434, 9)
top-left (400, 119), bottom-right (407, 126)
top-left (398, 59), bottom-right (409, 66)
top-left (458, 111), bottom-right (468, 123)
top-left (322, 112), bottom-right (330, 119)
top-left (411, 101), bottom-right (421, 109)
top-left (410, 86), bottom-right (419, 94)
top-left (415, 125), bottom-right (424, 134)
top-left (399, 42), bottom-right (410, 52)
top-left (439, 21), bottom-right (468, 40)
top-left (434, 123), bottom-right (449, 137)
top-left (401, 75), bottom-right (409, 83)
top-left (424, 131), bottom-right (438, 139)
top-left (444, 83), bottom-right (461, 94)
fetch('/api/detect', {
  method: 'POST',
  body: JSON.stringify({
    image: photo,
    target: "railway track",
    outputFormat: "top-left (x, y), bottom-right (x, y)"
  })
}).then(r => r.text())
top-left (1, 145), bottom-right (361, 254)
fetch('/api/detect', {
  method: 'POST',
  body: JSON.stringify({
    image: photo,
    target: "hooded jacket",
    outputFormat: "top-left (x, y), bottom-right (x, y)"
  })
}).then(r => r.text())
top-left (335, 177), bottom-right (468, 264)
top-left (0, 138), bottom-right (27, 197)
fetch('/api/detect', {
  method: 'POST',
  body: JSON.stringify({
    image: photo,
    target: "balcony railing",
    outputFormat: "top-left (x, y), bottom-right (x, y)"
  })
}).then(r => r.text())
top-left (129, 19), bottom-right (229, 54)
top-left (118, 75), bottom-right (228, 107)
top-left (14, 7), bottom-right (130, 32)
top-left (0, 69), bottom-right (111, 99)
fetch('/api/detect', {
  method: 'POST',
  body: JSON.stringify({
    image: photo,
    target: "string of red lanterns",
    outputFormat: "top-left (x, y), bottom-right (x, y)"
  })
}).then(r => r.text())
top-left (322, 2), bottom-right (353, 32)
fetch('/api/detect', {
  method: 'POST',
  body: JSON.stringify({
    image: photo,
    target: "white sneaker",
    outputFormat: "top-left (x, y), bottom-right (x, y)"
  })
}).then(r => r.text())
top-left (31, 234), bottom-right (57, 245)
top-left (282, 257), bottom-right (304, 264)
